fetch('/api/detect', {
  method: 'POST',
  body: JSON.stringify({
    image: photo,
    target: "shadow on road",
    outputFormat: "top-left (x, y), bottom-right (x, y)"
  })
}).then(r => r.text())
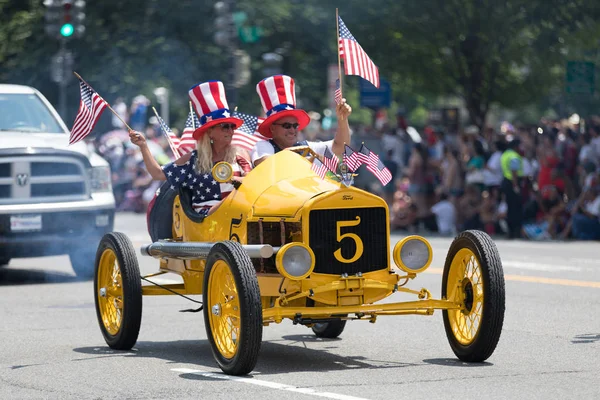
top-left (422, 358), bottom-right (493, 367)
top-left (0, 266), bottom-right (85, 286)
top-left (73, 336), bottom-right (424, 376)
top-left (571, 333), bottom-right (600, 344)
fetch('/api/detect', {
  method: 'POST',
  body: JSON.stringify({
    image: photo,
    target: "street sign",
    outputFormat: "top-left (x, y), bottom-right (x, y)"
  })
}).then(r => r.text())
top-left (238, 26), bottom-right (262, 43)
top-left (359, 77), bottom-right (391, 109)
top-left (566, 61), bottom-right (595, 94)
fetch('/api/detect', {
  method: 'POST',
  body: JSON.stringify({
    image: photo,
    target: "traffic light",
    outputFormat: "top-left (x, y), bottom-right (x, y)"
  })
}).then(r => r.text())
top-left (44, 0), bottom-right (85, 39)
top-left (213, 1), bottom-right (234, 47)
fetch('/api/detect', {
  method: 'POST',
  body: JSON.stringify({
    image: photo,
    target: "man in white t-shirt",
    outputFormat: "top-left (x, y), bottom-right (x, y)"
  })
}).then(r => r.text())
top-left (431, 192), bottom-right (457, 236)
top-left (251, 75), bottom-right (352, 167)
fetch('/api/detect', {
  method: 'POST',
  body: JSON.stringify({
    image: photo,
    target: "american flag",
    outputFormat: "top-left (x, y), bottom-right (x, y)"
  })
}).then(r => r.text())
top-left (343, 144), bottom-right (363, 172)
top-left (69, 78), bottom-right (108, 145)
top-left (311, 158), bottom-right (328, 179)
top-left (361, 143), bottom-right (392, 186)
top-left (232, 111), bottom-right (268, 151)
top-left (334, 79), bottom-right (342, 105)
top-left (155, 112), bottom-right (181, 159)
top-left (338, 16), bottom-right (380, 88)
top-left (323, 146), bottom-right (339, 173)
top-left (179, 110), bottom-right (199, 155)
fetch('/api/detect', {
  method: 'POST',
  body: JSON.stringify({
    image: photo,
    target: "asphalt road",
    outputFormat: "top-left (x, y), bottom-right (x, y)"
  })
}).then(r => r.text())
top-left (1, 212), bottom-right (599, 399)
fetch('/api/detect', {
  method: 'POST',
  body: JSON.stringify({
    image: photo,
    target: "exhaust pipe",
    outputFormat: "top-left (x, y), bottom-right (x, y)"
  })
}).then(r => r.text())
top-left (140, 241), bottom-right (276, 260)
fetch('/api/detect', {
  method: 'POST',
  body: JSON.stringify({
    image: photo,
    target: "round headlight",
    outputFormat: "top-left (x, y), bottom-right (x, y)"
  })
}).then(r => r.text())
top-left (275, 243), bottom-right (315, 280)
top-left (393, 235), bottom-right (432, 274)
top-left (212, 161), bottom-right (233, 183)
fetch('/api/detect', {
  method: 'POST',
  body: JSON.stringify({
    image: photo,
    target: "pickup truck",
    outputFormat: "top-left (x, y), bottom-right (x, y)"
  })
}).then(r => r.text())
top-left (0, 84), bottom-right (115, 278)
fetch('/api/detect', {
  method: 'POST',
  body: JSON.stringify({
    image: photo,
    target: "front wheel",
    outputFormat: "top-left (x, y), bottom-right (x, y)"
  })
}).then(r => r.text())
top-left (203, 241), bottom-right (262, 376)
top-left (94, 232), bottom-right (142, 350)
top-left (442, 230), bottom-right (505, 362)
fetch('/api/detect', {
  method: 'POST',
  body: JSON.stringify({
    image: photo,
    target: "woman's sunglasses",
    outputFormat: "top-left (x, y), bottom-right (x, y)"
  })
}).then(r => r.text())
top-left (218, 123), bottom-right (236, 130)
top-left (273, 122), bottom-right (300, 130)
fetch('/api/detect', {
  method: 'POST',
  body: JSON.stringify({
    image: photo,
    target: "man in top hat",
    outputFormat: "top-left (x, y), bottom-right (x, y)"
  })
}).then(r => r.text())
top-left (129, 80), bottom-right (251, 217)
top-left (251, 75), bottom-right (352, 167)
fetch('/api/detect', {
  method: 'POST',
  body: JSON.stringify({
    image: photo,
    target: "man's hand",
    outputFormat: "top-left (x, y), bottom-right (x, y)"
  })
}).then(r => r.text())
top-left (336, 98), bottom-right (352, 120)
top-left (129, 130), bottom-right (147, 148)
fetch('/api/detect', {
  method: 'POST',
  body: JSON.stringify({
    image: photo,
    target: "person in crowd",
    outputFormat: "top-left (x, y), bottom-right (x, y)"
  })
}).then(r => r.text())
top-left (251, 75), bottom-right (352, 167)
top-left (483, 139), bottom-right (506, 197)
top-left (465, 140), bottom-right (487, 191)
top-left (129, 80), bottom-right (251, 217)
top-left (431, 192), bottom-right (456, 236)
top-left (404, 142), bottom-right (433, 224)
top-left (381, 149), bottom-right (399, 207)
top-left (560, 184), bottom-right (600, 240)
top-left (501, 138), bottom-right (524, 238)
top-left (438, 146), bottom-right (464, 203)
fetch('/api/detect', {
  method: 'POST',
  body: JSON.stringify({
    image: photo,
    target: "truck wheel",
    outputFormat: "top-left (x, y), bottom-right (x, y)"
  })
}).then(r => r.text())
top-left (94, 232), bottom-right (142, 350)
top-left (203, 241), bottom-right (262, 376)
top-left (312, 318), bottom-right (347, 338)
top-left (442, 230), bottom-right (505, 362)
top-left (70, 246), bottom-right (98, 279)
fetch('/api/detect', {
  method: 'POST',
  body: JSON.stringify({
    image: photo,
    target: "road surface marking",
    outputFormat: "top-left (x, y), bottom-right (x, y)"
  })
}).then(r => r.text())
top-left (426, 268), bottom-right (600, 288)
top-left (171, 368), bottom-right (371, 400)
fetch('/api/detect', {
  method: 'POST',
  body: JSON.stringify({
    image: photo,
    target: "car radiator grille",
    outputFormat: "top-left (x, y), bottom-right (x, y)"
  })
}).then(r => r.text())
top-left (309, 207), bottom-right (388, 275)
top-left (0, 155), bottom-right (88, 204)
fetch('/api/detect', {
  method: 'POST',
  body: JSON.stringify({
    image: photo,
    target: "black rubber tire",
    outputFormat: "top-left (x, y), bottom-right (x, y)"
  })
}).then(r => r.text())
top-left (94, 232), bottom-right (142, 350)
top-left (312, 318), bottom-right (347, 338)
top-left (442, 230), bottom-right (505, 362)
top-left (203, 241), bottom-right (262, 376)
top-left (148, 181), bottom-right (177, 242)
top-left (69, 245), bottom-right (98, 279)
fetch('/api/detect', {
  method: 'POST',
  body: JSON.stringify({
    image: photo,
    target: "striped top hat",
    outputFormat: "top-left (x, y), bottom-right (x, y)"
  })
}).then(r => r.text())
top-left (255, 75), bottom-right (310, 138)
top-left (188, 80), bottom-right (243, 140)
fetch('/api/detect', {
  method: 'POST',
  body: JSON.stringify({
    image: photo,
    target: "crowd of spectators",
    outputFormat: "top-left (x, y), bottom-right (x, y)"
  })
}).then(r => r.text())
top-left (368, 117), bottom-right (600, 241)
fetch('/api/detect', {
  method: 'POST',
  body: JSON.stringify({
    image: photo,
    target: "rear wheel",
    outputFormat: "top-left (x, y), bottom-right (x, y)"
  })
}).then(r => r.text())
top-left (94, 232), bottom-right (142, 350)
top-left (312, 318), bottom-right (347, 338)
top-left (442, 230), bottom-right (505, 362)
top-left (203, 241), bottom-right (262, 376)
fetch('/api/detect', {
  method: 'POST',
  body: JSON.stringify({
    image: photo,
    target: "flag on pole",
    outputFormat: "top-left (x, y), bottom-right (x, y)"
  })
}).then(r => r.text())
top-left (231, 111), bottom-right (268, 151)
top-left (359, 143), bottom-right (392, 186)
top-left (179, 110), bottom-right (199, 155)
top-left (154, 111), bottom-right (180, 159)
top-left (343, 144), bottom-right (363, 172)
top-left (323, 146), bottom-right (339, 173)
top-left (338, 16), bottom-right (380, 88)
top-left (69, 78), bottom-right (108, 145)
top-left (311, 158), bottom-right (328, 179)
top-left (334, 79), bottom-right (342, 105)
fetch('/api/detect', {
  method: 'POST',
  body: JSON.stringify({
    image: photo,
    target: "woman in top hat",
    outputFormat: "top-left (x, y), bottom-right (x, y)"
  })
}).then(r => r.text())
top-left (129, 80), bottom-right (251, 217)
top-left (251, 74), bottom-right (352, 167)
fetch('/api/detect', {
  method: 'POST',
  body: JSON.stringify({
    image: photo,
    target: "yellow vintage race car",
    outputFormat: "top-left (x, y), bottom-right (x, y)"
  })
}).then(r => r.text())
top-left (93, 146), bottom-right (505, 376)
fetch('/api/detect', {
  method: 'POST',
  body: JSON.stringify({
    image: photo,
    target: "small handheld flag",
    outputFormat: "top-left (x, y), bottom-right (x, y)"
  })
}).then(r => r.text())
top-left (69, 78), bottom-right (108, 145)
top-left (338, 16), bottom-right (380, 88)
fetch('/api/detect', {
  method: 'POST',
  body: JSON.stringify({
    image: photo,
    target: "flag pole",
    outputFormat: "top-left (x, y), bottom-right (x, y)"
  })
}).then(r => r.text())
top-left (152, 106), bottom-right (180, 159)
top-left (189, 101), bottom-right (195, 129)
top-left (336, 8), bottom-right (344, 121)
top-left (72, 71), bottom-right (133, 131)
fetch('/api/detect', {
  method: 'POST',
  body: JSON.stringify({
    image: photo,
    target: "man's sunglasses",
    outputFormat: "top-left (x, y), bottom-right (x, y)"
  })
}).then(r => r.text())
top-left (218, 123), bottom-right (236, 130)
top-left (273, 122), bottom-right (300, 130)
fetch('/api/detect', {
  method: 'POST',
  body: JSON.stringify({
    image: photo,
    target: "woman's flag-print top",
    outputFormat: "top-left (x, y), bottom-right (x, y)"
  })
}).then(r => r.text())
top-left (162, 150), bottom-right (250, 215)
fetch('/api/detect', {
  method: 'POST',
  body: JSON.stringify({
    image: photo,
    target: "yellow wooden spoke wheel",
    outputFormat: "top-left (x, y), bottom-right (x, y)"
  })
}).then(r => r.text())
top-left (203, 241), bottom-right (262, 376)
top-left (94, 232), bottom-right (142, 350)
top-left (442, 231), bottom-right (505, 362)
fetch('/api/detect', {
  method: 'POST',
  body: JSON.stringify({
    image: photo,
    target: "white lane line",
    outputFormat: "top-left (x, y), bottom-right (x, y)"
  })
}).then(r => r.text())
top-left (171, 368), bottom-right (371, 400)
top-left (502, 260), bottom-right (581, 272)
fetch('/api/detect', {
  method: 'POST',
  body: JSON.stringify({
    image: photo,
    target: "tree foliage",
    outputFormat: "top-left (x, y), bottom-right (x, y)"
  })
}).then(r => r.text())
top-left (1, 0), bottom-right (599, 130)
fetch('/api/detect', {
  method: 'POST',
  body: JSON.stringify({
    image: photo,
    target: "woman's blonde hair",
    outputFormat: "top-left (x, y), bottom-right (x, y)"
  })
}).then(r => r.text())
top-left (195, 128), bottom-right (238, 174)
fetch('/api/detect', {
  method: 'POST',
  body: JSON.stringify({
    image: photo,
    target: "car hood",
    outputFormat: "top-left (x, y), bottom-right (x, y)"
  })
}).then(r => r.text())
top-left (1, 132), bottom-right (108, 166)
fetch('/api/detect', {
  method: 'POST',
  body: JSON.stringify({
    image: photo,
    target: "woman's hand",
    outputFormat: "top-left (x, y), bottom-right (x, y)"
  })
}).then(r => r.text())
top-left (129, 130), bottom-right (147, 148)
